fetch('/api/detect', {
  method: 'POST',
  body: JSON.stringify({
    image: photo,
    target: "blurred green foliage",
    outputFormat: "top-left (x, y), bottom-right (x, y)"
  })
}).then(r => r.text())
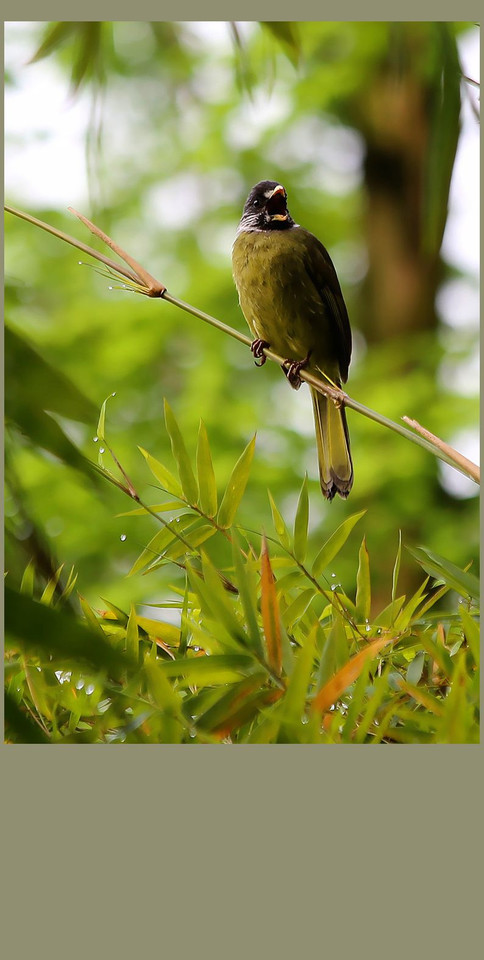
top-left (5, 20), bottom-right (479, 624)
top-left (5, 413), bottom-right (479, 743)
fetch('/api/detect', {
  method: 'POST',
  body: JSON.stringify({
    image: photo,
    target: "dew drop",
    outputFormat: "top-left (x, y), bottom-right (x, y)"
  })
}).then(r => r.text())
top-left (99, 447), bottom-right (105, 454)
top-left (331, 572), bottom-right (336, 579)
top-left (111, 392), bottom-right (116, 397)
top-left (76, 679), bottom-right (85, 690)
top-left (301, 715), bottom-right (309, 725)
top-left (193, 646), bottom-right (200, 653)
top-left (93, 436), bottom-right (99, 443)
top-left (108, 286), bottom-right (113, 290)
top-left (85, 683), bottom-right (95, 695)
top-left (120, 534), bottom-right (127, 542)
top-left (189, 729), bottom-right (197, 739)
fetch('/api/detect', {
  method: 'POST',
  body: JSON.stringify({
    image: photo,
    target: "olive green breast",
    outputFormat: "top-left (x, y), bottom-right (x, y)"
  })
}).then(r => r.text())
top-left (232, 227), bottom-right (342, 376)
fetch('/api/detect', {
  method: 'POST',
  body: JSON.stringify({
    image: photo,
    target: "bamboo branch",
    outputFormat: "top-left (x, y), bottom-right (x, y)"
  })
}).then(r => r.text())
top-left (5, 203), bottom-right (479, 485)
top-left (402, 417), bottom-right (479, 483)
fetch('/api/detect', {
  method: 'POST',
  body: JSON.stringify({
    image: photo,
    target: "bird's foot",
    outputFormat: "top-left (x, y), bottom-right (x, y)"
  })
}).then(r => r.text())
top-left (251, 338), bottom-right (270, 367)
top-left (282, 351), bottom-right (312, 390)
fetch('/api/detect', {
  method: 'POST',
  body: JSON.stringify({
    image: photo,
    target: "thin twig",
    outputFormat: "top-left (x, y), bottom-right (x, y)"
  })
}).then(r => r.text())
top-left (402, 417), bottom-right (480, 483)
top-left (5, 203), bottom-right (479, 485)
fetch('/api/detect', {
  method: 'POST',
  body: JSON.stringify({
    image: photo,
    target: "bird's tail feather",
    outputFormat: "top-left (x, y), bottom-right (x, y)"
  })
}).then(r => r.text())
top-left (311, 388), bottom-right (353, 500)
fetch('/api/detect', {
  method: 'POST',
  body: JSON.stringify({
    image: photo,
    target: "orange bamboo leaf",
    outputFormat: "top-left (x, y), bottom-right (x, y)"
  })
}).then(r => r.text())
top-left (311, 634), bottom-right (395, 716)
top-left (68, 207), bottom-right (166, 297)
top-left (260, 534), bottom-right (282, 676)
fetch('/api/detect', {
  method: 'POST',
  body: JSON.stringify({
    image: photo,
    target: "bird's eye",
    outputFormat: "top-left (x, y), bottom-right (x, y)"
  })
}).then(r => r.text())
top-left (252, 199), bottom-right (260, 207)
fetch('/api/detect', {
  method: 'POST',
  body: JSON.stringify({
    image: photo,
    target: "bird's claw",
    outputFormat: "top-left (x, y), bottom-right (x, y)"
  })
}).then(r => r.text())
top-left (282, 351), bottom-right (312, 390)
top-left (251, 338), bottom-right (270, 367)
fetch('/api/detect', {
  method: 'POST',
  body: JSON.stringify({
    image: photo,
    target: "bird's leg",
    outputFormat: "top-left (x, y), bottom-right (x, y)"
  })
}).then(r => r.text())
top-left (251, 338), bottom-right (270, 367)
top-left (282, 350), bottom-right (312, 390)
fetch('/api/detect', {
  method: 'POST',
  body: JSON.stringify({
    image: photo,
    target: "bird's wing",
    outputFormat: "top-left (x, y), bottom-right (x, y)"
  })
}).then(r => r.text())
top-left (300, 230), bottom-right (352, 383)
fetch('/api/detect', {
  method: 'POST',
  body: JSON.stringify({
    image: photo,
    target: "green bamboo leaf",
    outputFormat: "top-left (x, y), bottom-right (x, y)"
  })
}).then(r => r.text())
top-left (354, 667), bottom-right (393, 744)
top-left (282, 588), bottom-right (315, 632)
top-left (393, 578), bottom-right (429, 631)
top-left (159, 653), bottom-right (254, 684)
top-left (261, 21), bottom-right (302, 65)
top-left (185, 561), bottom-right (244, 653)
top-left (126, 604), bottom-right (139, 659)
top-left (268, 490), bottom-right (292, 549)
top-left (5, 690), bottom-right (50, 744)
top-left (117, 502), bottom-right (182, 516)
top-left (138, 446), bottom-right (184, 499)
top-left (312, 510), bottom-right (366, 578)
top-left (96, 394), bottom-right (109, 443)
top-left (418, 633), bottom-right (453, 681)
top-left (316, 629), bottom-right (337, 692)
top-left (161, 524), bottom-right (216, 564)
top-left (5, 586), bottom-right (128, 673)
top-left (260, 535), bottom-right (283, 676)
top-left (200, 552), bottom-right (247, 646)
top-left (78, 594), bottom-right (107, 638)
top-left (341, 657), bottom-right (373, 743)
top-left (178, 576), bottom-right (190, 657)
top-left (197, 420), bottom-right (217, 517)
top-left (392, 530), bottom-right (402, 603)
top-left (422, 25), bottom-right (462, 255)
top-left (196, 674), bottom-right (267, 735)
top-left (438, 652), bottom-right (474, 743)
top-left (459, 606), bottom-right (479, 665)
top-left (232, 529), bottom-right (263, 654)
top-left (293, 474), bottom-right (309, 563)
top-left (128, 515), bottom-right (195, 576)
top-left (282, 623), bottom-right (318, 725)
top-left (29, 22), bottom-right (77, 64)
top-left (332, 611), bottom-right (350, 672)
top-left (99, 597), bottom-right (129, 625)
top-left (374, 597), bottom-right (405, 628)
top-left (5, 325), bottom-right (98, 481)
top-left (406, 651), bottom-right (425, 686)
top-left (217, 435), bottom-right (256, 529)
top-left (276, 570), bottom-right (307, 594)
top-left (164, 399), bottom-right (199, 504)
top-left (408, 546), bottom-right (480, 602)
top-left (143, 659), bottom-right (183, 718)
top-left (40, 564), bottom-right (64, 607)
top-left (58, 566), bottom-right (78, 604)
top-left (20, 559), bottom-right (35, 597)
top-left (414, 582), bottom-right (450, 619)
top-left (355, 537), bottom-right (371, 622)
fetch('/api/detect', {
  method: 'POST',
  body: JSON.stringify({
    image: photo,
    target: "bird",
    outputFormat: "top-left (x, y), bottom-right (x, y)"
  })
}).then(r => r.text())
top-left (232, 180), bottom-right (353, 500)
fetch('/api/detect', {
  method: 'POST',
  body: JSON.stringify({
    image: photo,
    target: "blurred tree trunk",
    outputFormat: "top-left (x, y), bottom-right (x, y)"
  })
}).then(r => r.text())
top-left (353, 24), bottom-right (460, 344)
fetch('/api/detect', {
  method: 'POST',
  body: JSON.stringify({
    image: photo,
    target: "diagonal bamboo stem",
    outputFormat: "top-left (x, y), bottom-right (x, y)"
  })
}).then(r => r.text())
top-left (4, 203), bottom-right (479, 485)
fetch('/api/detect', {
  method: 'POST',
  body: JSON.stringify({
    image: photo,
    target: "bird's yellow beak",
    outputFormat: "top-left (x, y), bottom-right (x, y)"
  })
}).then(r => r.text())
top-left (268, 185), bottom-right (288, 221)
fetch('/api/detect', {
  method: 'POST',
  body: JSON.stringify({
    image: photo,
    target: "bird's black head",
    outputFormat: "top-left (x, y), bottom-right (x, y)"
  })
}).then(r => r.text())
top-left (236, 180), bottom-right (294, 234)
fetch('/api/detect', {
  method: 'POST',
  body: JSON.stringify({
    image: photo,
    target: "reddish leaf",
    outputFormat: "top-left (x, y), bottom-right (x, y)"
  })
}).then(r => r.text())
top-left (311, 635), bottom-right (395, 716)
